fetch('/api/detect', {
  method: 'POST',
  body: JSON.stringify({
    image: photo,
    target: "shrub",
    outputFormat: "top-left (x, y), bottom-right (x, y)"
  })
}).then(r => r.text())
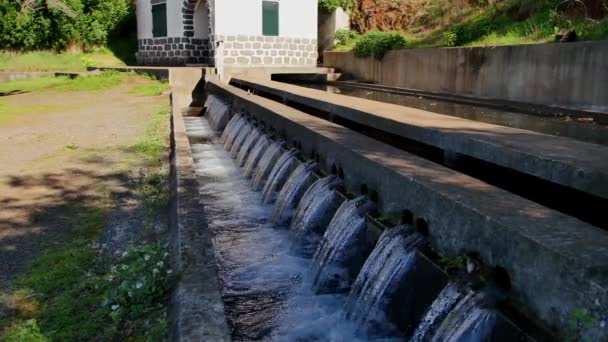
top-left (352, 31), bottom-right (407, 59)
top-left (319, 0), bottom-right (355, 13)
top-left (0, 0), bottom-right (133, 51)
top-left (335, 29), bottom-right (361, 46)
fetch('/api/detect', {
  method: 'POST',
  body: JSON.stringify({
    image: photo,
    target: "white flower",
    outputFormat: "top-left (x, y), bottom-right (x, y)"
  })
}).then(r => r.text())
top-left (106, 275), bottom-right (114, 281)
top-left (121, 251), bottom-right (128, 257)
top-left (128, 291), bottom-right (133, 297)
top-left (121, 265), bottom-right (128, 270)
top-left (167, 269), bottom-right (173, 275)
top-left (101, 243), bottom-right (107, 249)
top-left (601, 320), bottom-right (606, 328)
top-left (163, 252), bottom-right (169, 258)
top-left (153, 268), bottom-right (159, 274)
top-left (111, 304), bottom-right (120, 311)
top-left (110, 265), bottom-right (117, 273)
top-left (157, 261), bottom-right (164, 267)
top-left (144, 255), bottom-right (150, 261)
top-left (136, 282), bottom-right (143, 289)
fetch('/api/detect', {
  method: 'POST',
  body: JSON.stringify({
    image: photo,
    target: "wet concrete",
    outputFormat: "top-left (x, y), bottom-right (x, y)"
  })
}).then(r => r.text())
top-left (206, 80), bottom-right (608, 340)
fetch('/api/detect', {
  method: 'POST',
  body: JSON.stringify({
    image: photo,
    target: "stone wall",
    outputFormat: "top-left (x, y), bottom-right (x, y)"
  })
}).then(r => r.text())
top-left (136, 37), bottom-right (213, 66)
top-left (218, 35), bottom-right (317, 67)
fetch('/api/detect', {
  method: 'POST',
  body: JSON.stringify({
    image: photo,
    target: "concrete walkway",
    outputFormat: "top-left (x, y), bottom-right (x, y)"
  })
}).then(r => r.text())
top-left (232, 77), bottom-right (608, 200)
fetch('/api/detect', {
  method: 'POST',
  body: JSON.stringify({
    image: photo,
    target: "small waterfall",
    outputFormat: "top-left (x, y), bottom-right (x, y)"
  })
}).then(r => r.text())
top-left (344, 226), bottom-right (426, 337)
top-left (205, 95), bottom-right (230, 131)
top-left (289, 176), bottom-right (343, 257)
top-left (243, 134), bottom-right (271, 178)
top-left (223, 115), bottom-right (247, 150)
top-left (272, 160), bottom-right (318, 225)
top-left (410, 282), bottom-right (466, 342)
top-left (261, 149), bottom-right (299, 204)
top-left (310, 196), bottom-right (376, 293)
top-left (252, 141), bottom-right (284, 191)
top-left (220, 114), bottom-right (244, 146)
top-left (229, 122), bottom-right (253, 158)
top-left (236, 128), bottom-right (263, 167)
top-left (427, 291), bottom-right (499, 342)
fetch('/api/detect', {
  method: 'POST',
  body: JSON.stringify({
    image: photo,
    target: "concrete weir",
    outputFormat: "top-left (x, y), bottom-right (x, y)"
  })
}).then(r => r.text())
top-left (205, 80), bottom-right (608, 339)
top-left (230, 77), bottom-right (608, 203)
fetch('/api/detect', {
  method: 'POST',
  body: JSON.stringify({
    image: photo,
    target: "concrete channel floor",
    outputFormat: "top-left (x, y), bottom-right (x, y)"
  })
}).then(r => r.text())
top-left (231, 77), bottom-right (608, 201)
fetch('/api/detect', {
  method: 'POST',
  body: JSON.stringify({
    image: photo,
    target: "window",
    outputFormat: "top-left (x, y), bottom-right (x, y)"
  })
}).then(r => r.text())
top-left (262, 1), bottom-right (279, 36)
top-left (152, 3), bottom-right (167, 37)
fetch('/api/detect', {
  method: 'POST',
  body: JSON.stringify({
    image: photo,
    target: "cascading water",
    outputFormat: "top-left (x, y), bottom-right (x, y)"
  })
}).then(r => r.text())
top-left (223, 114), bottom-right (247, 150)
top-left (205, 95), bottom-right (230, 131)
top-left (410, 282), bottom-right (466, 342)
top-left (427, 290), bottom-right (499, 342)
top-left (229, 122), bottom-right (253, 157)
top-left (243, 134), bottom-right (271, 178)
top-left (186, 100), bottom-right (514, 342)
top-left (344, 226), bottom-right (426, 338)
top-left (310, 196), bottom-right (376, 293)
top-left (236, 128), bottom-right (263, 167)
top-left (272, 160), bottom-right (318, 225)
top-left (251, 141), bottom-right (284, 191)
top-left (260, 149), bottom-right (299, 204)
top-left (289, 175), bottom-right (343, 257)
top-left (220, 113), bottom-right (243, 145)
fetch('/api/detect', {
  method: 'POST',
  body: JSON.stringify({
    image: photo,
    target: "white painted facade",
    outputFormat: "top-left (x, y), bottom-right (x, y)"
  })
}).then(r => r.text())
top-left (136, 0), bottom-right (319, 66)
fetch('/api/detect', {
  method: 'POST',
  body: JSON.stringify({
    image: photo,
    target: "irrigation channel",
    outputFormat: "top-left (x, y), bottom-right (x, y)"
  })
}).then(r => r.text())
top-left (183, 95), bottom-right (534, 341)
top-left (278, 82), bottom-right (608, 147)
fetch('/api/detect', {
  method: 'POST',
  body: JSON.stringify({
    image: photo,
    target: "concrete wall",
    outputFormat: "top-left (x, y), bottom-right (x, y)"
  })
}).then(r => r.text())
top-left (318, 8), bottom-right (350, 56)
top-left (323, 41), bottom-right (608, 110)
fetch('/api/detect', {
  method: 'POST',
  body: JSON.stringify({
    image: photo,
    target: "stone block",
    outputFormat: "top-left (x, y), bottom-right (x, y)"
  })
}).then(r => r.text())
top-left (184, 31), bottom-right (194, 37)
top-left (237, 57), bottom-right (249, 64)
top-left (182, 37), bottom-right (190, 43)
top-left (263, 43), bottom-right (272, 49)
top-left (253, 42), bottom-right (261, 49)
top-left (273, 43), bottom-right (282, 49)
top-left (278, 50), bottom-right (286, 56)
top-left (234, 42), bottom-right (244, 49)
top-left (264, 57), bottom-right (273, 64)
top-left (274, 57), bottom-right (283, 64)
top-left (224, 57), bottom-right (236, 64)
top-left (306, 58), bottom-right (315, 65)
top-left (265, 36), bottom-right (275, 42)
top-left (227, 35), bottom-right (235, 41)
top-left (240, 50), bottom-right (254, 56)
top-left (288, 51), bottom-right (294, 56)
top-left (251, 56), bottom-right (262, 64)
top-left (230, 50), bottom-right (238, 57)
top-left (245, 43), bottom-right (252, 49)
top-left (256, 50), bottom-right (264, 55)
top-left (237, 35), bottom-right (248, 42)
top-left (256, 36), bottom-right (264, 42)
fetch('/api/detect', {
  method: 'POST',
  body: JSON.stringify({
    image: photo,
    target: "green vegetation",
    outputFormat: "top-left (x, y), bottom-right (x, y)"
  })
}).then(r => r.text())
top-left (0, 71), bottom-right (132, 93)
top-left (129, 82), bottom-right (171, 97)
top-left (333, 0), bottom-right (608, 53)
top-left (353, 31), bottom-right (408, 59)
top-left (319, 0), bottom-right (355, 13)
top-left (0, 49), bottom-right (126, 71)
top-left (0, 0), bottom-right (134, 51)
top-left (0, 74), bottom-right (173, 341)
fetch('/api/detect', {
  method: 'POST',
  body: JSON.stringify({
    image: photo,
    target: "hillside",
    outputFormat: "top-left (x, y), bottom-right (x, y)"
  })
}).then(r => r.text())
top-left (334, 0), bottom-right (608, 50)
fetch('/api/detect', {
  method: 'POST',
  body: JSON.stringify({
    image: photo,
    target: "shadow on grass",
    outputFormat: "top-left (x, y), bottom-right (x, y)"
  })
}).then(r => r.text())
top-left (0, 90), bottom-right (29, 97)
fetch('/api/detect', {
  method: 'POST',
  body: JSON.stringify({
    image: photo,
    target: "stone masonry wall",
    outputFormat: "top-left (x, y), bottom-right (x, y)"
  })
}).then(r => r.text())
top-left (218, 35), bottom-right (318, 66)
top-left (136, 37), bottom-right (213, 66)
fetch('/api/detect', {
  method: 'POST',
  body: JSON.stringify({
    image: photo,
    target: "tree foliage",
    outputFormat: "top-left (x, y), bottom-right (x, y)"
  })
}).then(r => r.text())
top-left (0, 0), bottom-right (133, 51)
top-left (319, 0), bottom-right (355, 13)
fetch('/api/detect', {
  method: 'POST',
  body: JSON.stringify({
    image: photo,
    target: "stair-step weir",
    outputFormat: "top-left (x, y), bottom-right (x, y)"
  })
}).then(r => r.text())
top-left (180, 85), bottom-right (559, 341)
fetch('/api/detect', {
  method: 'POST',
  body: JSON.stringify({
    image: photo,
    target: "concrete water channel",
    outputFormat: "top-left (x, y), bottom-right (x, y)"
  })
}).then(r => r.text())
top-left (167, 70), bottom-right (608, 341)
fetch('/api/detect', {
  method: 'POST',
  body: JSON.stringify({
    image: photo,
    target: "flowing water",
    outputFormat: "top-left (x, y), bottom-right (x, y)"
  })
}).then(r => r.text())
top-left (289, 175), bottom-right (343, 257)
top-left (260, 149), bottom-right (299, 204)
top-left (344, 226), bottom-right (426, 337)
top-left (311, 196), bottom-right (376, 293)
top-left (204, 94), bottom-right (231, 131)
top-left (184, 109), bottom-right (512, 341)
top-left (272, 160), bottom-right (318, 225)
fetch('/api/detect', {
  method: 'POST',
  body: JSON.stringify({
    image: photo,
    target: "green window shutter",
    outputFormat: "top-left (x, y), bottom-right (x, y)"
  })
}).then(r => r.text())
top-left (152, 4), bottom-right (167, 37)
top-left (262, 1), bottom-right (279, 36)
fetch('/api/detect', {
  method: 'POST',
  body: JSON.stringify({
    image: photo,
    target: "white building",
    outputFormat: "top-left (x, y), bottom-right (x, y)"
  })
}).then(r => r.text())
top-left (136, 0), bottom-right (319, 67)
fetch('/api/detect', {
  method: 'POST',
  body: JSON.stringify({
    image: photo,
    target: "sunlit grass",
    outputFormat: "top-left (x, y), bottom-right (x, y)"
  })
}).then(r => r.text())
top-left (0, 49), bottom-right (126, 72)
top-left (128, 82), bottom-right (171, 96)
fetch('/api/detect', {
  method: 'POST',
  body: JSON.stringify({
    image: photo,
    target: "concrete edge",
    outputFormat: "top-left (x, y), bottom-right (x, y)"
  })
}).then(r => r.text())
top-left (169, 88), bottom-right (231, 341)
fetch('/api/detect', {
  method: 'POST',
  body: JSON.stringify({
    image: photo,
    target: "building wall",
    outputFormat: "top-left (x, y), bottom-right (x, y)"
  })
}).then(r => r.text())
top-left (136, 0), bottom-right (213, 66)
top-left (214, 0), bottom-right (318, 67)
top-left (318, 8), bottom-right (349, 57)
top-left (136, 0), bottom-right (318, 67)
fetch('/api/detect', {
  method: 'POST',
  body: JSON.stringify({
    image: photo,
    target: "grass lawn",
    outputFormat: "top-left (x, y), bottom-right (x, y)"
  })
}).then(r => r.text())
top-left (0, 73), bottom-right (174, 341)
top-left (0, 48), bottom-right (127, 72)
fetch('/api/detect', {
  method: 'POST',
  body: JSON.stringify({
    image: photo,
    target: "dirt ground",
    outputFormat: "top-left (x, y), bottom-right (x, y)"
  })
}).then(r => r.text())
top-left (0, 79), bottom-right (167, 285)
